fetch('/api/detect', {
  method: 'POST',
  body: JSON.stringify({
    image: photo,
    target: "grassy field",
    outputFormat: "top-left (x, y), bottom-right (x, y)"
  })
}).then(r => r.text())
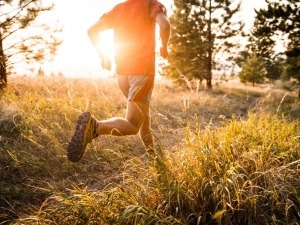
top-left (0, 76), bottom-right (299, 225)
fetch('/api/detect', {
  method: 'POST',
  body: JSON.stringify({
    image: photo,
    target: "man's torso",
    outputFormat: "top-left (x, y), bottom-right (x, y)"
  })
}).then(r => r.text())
top-left (101, 0), bottom-right (166, 76)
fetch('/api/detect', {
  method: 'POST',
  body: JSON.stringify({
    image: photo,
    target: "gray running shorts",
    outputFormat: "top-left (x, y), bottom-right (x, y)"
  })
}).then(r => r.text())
top-left (118, 75), bottom-right (154, 105)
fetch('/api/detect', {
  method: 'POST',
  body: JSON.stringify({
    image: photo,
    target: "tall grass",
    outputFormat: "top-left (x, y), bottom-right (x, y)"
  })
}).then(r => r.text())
top-left (1, 76), bottom-right (299, 224)
top-left (10, 114), bottom-right (300, 225)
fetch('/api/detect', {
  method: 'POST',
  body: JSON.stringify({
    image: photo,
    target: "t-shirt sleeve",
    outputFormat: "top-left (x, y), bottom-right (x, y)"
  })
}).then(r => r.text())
top-left (99, 10), bottom-right (114, 29)
top-left (149, 0), bottom-right (167, 19)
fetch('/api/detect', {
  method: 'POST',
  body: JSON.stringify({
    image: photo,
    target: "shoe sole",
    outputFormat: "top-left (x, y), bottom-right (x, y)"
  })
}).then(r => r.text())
top-left (67, 111), bottom-right (92, 162)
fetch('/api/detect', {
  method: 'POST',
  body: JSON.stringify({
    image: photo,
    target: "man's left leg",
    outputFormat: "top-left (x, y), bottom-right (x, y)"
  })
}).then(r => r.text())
top-left (139, 110), bottom-right (154, 152)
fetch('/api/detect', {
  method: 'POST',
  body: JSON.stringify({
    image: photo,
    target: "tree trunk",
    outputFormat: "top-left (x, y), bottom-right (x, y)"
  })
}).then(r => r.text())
top-left (0, 30), bottom-right (7, 86)
top-left (206, 0), bottom-right (213, 89)
top-left (206, 71), bottom-right (212, 89)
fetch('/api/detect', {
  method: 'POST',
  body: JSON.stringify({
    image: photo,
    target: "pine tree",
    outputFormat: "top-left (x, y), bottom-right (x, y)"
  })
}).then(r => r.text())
top-left (249, 12), bottom-right (277, 81)
top-left (250, 0), bottom-right (300, 94)
top-left (239, 53), bottom-right (266, 86)
top-left (0, 0), bottom-right (62, 87)
top-left (285, 46), bottom-right (300, 97)
top-left (167, 0), bottom-right (244, 88)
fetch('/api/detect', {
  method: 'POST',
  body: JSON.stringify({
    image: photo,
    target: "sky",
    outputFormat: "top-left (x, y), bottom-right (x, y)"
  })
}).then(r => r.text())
top-left (41, 0), bottom-right (267, 78)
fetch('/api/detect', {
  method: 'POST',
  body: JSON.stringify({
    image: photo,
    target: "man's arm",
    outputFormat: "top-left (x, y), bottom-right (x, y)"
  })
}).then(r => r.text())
top-left (156, 12), bottom-right (171, 59)
top-left (87, 19), bottom-right (111, 69)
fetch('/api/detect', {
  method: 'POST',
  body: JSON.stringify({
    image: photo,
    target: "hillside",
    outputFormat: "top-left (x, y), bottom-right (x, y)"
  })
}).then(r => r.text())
top-left (0, 76), bottom-right (299, 224)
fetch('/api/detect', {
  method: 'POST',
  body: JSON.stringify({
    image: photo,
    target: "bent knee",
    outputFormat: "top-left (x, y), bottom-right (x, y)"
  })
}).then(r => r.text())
top-left (127, 122), bottom-right (141, 135)
top-left (132, 129), bottom-right (140, 135)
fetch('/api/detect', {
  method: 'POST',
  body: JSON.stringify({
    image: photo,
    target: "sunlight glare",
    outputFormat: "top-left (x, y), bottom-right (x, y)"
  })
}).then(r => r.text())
top-left (40, 0), bottom-right (261, 78)
top-left (99, 30), bottom-right (115, 61)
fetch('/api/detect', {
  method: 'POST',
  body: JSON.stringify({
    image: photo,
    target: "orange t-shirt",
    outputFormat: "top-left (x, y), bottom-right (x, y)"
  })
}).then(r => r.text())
top-left (100, 0), bottom-right (166, 76)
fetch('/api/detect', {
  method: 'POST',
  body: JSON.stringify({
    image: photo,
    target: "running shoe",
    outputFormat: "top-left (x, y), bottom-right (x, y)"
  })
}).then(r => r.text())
top-left (67, 111), bottom-right (98, 162)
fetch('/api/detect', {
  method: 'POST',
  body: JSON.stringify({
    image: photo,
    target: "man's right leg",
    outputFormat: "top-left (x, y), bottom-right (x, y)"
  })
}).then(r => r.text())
top-left (67, 101), bottom-right (148, 162)
top-left (96, 100), bottom-right (149, 136)
top-left (67, 75), bottom-right (154, 162)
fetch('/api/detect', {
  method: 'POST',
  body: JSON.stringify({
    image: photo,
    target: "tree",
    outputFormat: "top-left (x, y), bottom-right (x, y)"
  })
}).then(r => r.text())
top-left (251, 0), bottom-right (300, 95)
top-left (239, 53), bottom-right (266, 86)
top-left (285, 46), bottom-right (300, 97)
top-left (166, 0), bottom-right (244, 88)
top-left (248, 16), bottom-right (278, 81)
top-left (0, 0), bottom-right (62, 86)
top-left (266, 59), bottom-right (283, 82)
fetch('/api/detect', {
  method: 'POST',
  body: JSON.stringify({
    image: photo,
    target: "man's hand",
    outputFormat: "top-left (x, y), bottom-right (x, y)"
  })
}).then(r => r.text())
top-left (156, 12), bottom-right (171, 59)
top-left (160, 47), bottom-right (168, 59)
top-left (88, 18), bottom-right (112, 70)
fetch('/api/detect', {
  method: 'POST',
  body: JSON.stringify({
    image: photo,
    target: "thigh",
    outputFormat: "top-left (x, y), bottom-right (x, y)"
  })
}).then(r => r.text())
top-left (128, 75), bottom-right (154, 105)
top-left (118, 75), bottom-right (154, 105)
top-left (125, 100), bottom-right (149, 129)
top-left (118, 75), bottom-right (129, 98)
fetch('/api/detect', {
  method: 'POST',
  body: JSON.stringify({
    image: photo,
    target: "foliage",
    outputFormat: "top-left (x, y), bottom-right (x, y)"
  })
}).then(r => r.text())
top-left (0, 0), bottom-right (62, 85)
top-left (166, 0), bottom-right (244, 88)
top-left (285, 45), bottom-right (300, 84)
top-left (256, 0), bottom-right (299, 50)
top-left (248, 13), bottom-right (277, 81)
top-left (249, 0), bottom-right (300, 84)
top-left (238, 53), bottom-right (266, 86)
top-left (266, 58), bottom-right (284, 82)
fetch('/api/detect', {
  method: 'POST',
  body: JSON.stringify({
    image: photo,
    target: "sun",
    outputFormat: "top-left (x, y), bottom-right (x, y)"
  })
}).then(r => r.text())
top-left (98, 30), bottom-right (115, 61)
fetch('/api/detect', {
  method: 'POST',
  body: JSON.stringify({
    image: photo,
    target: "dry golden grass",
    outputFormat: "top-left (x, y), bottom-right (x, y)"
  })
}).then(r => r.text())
top-left (0, 76), bottom-right (299, 224)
